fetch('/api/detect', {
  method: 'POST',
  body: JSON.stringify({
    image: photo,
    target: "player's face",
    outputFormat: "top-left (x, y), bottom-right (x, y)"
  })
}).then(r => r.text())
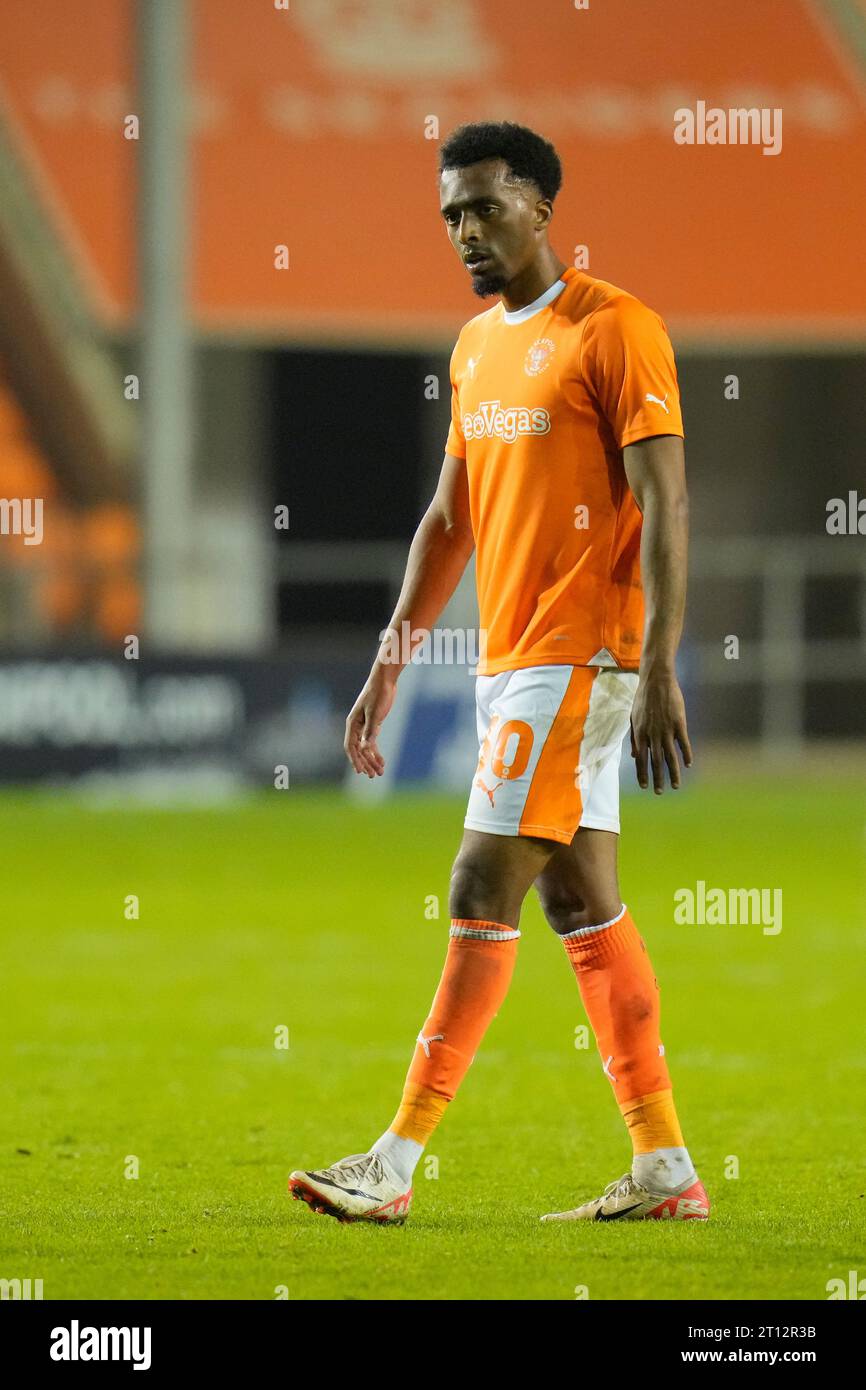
top-left (440, 159), bottom-right (546, 298)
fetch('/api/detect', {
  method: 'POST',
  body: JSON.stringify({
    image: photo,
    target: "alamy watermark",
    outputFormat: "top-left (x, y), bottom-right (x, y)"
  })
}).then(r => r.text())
top-left (0, 498), bottom-right (43, 545)
top-left (379, 621), bottom-right (487, 670)
top-left (674, 102), bottom-right (782, 156)
top-left (50, 1321), bottom-right (151, 1369)
top-left (827, 1270), bottom-right (866, 1299)
top-left (1, 1276), bottom-right (43, 1299)
top-left (826, 491), bottom-right (865, 535)
top-left (674, 881), bottom-right (782, 935)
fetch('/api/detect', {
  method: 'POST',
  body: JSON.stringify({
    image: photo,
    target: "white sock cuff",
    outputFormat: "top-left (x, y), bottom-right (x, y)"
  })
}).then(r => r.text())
top-left (560, 903), bottom-right (626, 941)
top-left (449, 922), bottom-right (520, 941)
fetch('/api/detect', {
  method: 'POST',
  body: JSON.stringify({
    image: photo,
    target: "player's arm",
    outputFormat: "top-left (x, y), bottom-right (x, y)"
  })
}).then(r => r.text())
top-left (623, 433), bottom-right (692, 794)
top-left (345, 451), bottom-right (475, 778)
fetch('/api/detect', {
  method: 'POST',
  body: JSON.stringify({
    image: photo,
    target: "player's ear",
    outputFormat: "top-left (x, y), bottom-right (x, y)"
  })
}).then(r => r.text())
top-left (535, 198), bottom-right (554, 230)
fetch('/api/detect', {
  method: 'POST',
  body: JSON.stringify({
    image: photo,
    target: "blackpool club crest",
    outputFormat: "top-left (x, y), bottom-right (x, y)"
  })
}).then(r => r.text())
top-left (524, 337), bottom-right (556, 376)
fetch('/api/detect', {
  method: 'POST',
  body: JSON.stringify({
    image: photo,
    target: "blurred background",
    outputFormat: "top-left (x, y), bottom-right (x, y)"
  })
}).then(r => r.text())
top-left (0, 0), bottom-right (865, 801)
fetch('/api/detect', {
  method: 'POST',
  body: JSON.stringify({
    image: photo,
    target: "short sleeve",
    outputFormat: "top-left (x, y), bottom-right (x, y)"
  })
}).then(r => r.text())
top-left (580, 296), bottom-right (684, 449)
top-left (444, 343), bottom-right (466, 458)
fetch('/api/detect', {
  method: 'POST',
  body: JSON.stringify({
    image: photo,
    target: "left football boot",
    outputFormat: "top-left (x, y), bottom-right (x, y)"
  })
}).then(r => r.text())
top-left (540, 1170), bottom-right (710, 1222)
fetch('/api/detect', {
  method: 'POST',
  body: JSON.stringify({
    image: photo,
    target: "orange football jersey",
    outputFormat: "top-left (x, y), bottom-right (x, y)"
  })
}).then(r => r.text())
top-left (445, 266), bottom-right (684, 676)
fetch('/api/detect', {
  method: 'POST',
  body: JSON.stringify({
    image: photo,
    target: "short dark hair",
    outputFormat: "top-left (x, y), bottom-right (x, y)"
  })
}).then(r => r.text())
top-left (438, 122), bottom-right (563, 203)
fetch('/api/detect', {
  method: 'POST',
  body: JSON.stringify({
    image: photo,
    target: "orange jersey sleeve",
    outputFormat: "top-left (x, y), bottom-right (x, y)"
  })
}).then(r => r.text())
top-left (579, 296), bottom-right (684, 448)
top-left (445, 342), bottom-right (467, 458)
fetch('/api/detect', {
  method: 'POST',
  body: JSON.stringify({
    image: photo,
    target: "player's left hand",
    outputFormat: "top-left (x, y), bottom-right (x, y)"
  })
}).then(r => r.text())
top-left (630, 670), bottom-right (692, 793)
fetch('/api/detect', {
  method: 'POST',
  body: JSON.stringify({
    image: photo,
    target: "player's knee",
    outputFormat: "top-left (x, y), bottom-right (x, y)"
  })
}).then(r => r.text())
top-left (449, 853), bottom-right (505, 923)
top-left (537, 888), bottom-right (591, 936)
top-left (537, 885), bottom-right (621, 937)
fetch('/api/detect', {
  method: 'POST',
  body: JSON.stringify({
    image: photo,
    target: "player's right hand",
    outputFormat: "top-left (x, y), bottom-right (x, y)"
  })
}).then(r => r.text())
top-left (344, 670), bottom-right (397, 778)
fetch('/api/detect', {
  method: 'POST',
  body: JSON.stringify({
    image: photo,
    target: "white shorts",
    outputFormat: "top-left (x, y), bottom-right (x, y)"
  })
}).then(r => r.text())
top-left (464, 664), bottom-right (638, 845)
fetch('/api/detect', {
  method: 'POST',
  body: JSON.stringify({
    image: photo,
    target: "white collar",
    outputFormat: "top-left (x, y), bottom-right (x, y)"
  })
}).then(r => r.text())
top-left (501, 275), bottom-right (568, 325)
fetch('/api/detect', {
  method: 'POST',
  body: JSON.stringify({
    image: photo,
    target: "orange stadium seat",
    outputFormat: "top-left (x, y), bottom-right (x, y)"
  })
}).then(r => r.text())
top-left (0, 0), bottom-right (864, 338)
top-left (0, 367), bottom-right (141, 639)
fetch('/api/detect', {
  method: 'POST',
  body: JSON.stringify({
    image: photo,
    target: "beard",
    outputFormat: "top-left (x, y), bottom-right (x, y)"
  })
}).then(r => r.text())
top-left (470, 269), bottom-right (509, 298)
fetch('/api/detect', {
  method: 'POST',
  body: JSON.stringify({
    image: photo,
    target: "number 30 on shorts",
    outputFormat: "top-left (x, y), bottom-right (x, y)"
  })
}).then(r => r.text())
top-left (477, 714), bottom-right (534, 781)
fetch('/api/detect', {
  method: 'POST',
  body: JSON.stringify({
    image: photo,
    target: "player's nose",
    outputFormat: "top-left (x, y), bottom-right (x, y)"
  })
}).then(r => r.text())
top-left (457, 213), bottom-right (481, 245)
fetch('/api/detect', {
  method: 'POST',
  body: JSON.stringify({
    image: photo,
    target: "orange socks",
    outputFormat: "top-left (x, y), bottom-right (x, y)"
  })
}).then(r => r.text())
top-left (620, 1089), bottom-right (684, 1154)
top-left (382, 907), bottom-right (688, 1185)
top-left (561, 906), bottom-right (685, 1153)
top-left (389, 918), bottom-right (520, 1145)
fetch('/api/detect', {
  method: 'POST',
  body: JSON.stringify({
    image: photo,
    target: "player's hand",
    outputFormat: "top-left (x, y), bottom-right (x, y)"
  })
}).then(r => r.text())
top-left (630, 669), bottom-right (692, 793)
top-left (344, 669), bottom-right (398, 778)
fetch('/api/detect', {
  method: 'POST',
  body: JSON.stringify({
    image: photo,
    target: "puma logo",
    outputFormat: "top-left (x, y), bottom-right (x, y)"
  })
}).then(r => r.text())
top-left (475, 775), bottom-right (503, 808)
top-left (645, 392), bottom-right (670, 414)
top-left (417, 1031), bottom-right (445, 1058)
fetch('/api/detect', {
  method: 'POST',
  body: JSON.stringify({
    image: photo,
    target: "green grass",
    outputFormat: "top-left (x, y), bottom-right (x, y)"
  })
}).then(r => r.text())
top-left (1, 777), bottom-right (864, 1300)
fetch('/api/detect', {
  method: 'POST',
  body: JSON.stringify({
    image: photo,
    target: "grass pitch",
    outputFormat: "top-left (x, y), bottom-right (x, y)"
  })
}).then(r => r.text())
top-left (1, 773), bottom-right (864, 1300)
